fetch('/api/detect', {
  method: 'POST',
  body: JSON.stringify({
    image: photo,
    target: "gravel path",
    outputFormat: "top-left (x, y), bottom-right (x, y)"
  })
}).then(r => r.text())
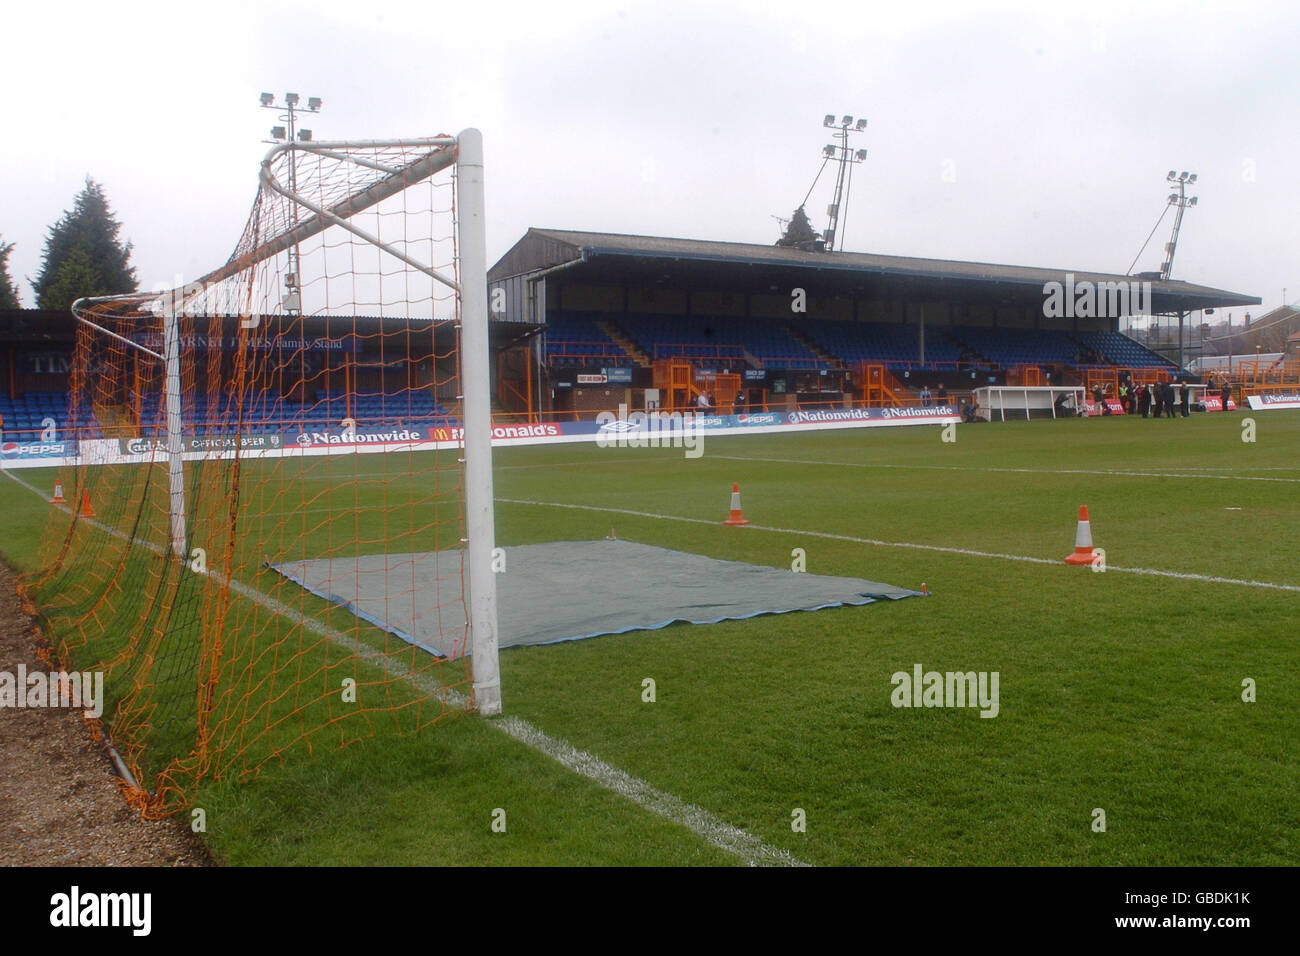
top-left (0, 562), bottom-right (211, 866)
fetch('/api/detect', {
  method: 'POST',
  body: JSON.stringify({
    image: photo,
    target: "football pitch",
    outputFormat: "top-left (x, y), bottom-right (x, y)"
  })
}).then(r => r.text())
top-left (1, 411), bottom-right (1296, 866)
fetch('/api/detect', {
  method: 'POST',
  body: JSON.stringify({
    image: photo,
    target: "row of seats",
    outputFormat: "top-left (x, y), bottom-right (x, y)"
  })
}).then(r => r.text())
top-left (545, 313), bottom-right (637, 367)
top-left (946, 326), bottom-right (1082, 367)
top-left (133, 414), bottom-right (459, 439)
top-left (614, 314), bottom-right (830, 369)
top-left (799, 319), bottom-right (965, 366)
top-left (0, 390), bottom-right (76, 437)
top-left (536, 312), bottom-right (1177, 373)
top-left (1, 388), bottom-right (458, 442)
top-left (1072, 331), bottom-right (1175, 369)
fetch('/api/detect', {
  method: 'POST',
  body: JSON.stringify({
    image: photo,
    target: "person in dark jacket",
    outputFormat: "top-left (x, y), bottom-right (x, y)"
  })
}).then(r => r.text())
top-left (1137, 383), bottom-right (1149, 418)
top-left (1220, 381), bottom-right (1232, 411)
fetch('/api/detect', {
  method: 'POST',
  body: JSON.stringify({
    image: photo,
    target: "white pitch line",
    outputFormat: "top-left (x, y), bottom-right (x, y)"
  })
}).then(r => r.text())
top-left (497, 496), bottom-right (1300, 594)
top-left (2, 470), bottom-right (804, 867)
top-left (709, 454), bottom-right (1300, 484)
top-left (496, 715), bottom-right (806, 867)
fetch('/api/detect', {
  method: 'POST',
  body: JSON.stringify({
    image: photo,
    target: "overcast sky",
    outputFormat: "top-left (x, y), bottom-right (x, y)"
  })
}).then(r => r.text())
top-left (4, 0), bottom-right (1297, 321)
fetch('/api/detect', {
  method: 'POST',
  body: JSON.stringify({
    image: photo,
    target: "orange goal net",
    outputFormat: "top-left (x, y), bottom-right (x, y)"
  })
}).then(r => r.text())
top-left (23, 132), bottom-right (500, 817)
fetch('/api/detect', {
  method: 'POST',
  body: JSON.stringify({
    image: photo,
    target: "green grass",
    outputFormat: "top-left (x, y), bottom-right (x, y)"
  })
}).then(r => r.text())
top-left (2, 411), bottom-right (1296, 865)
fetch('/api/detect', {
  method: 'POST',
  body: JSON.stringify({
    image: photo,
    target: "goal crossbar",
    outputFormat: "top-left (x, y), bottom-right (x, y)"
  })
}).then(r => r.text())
top-left (71, 137), bottom-right (460, 318)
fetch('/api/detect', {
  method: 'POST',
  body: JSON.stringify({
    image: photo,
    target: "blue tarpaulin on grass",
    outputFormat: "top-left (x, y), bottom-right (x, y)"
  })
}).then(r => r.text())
top-left (272, 539), bottom-right (922, 657)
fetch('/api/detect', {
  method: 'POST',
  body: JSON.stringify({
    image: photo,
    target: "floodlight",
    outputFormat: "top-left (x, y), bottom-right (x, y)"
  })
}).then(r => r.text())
top-left (855, 118), bottom-right (867, 130)
top-left (1189, 196), bottom-right (1198, 205)
top-left (841, 114), bottom-right (853, 126)
top-left (1179, 170), bottom-right (1188, 180)
top-left (271, 126), bottom-right (286, 139)
top-left (1187, 173), bottom-right (1197, 183)
top-left (298, 129), bottom-right (312, 142)
top-left (824, 145), bottom-right (836, 156)
top-left (823, 114), bottom-right (835, 126)
top-left (285, 92), bottom-right (300, 106)
top-left (1167, 170), bottom-right (1177, 179)
top-left (260, 92), bottom-right (274, 106)
top-left (855, 148), bottom-right (867, 160)
top-left (308, 96), bottom-right (322, 111)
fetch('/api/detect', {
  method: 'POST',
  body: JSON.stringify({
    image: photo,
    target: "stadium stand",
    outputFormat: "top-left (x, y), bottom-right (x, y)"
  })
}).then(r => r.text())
top-left (0, 390), bottom-right (90, 442)
top-left (799, 319), bottom-right (964, 369)
top-left (1072, 330), bottom-right (1177, 369)
top-left (544, 311), bottom-right (635, 367)
top-left (946, 326), bottom-right (1081, 367)
top-left (533, 311), bottom-right (1181, 378)
top-left (0, 387), bottom-right (458, 442)
top-left (612, 314), bottom-right (830, 369)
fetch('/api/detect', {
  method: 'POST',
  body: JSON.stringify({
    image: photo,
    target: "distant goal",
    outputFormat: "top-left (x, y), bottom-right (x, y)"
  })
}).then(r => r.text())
top-left (973, 385), bottom-right (1088, 421)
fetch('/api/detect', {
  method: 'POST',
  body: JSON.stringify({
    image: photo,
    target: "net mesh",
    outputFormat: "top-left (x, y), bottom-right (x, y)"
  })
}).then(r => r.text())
top-left (24, 138), bottom-right (476, 817)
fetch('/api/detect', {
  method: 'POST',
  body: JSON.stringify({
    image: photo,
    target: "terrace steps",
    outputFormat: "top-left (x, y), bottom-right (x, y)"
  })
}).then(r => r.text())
top-left (597, 318), bottom-right (651, 367)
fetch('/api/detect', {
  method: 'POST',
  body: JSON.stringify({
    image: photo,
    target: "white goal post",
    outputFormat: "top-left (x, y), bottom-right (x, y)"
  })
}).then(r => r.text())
top-left (455, 130), bottom-right (502, 716)
top-left (69, 129), bottom-right (501, 717)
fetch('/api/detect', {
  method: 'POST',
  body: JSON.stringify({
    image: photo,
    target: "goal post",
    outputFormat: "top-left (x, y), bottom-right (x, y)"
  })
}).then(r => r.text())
top-left (39, 129), bottom-right (501, 815)
top-left (456, 129), bottom-right (502, 716)
top-left (973, 385), bottom-right (1087, 421)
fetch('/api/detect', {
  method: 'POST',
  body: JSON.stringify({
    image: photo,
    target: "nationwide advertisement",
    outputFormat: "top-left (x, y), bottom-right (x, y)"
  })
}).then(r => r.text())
top-left (1246, 392), bottom-right (1300, 410)
top-left (290, 426), bottom-right (425, 449)
top-left (35, 403), bottom-right (960, 470)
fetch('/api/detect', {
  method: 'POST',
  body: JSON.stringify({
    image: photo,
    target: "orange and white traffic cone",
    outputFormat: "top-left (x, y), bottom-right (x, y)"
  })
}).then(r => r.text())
top-left (1064, 505), bottom-right (1098, 565)
top-left (723, 482), bottom-right (750, 526)
top-left (77, 487), bottom-right (96, 519)
top-left (51, 480), bottom-right (67, 504)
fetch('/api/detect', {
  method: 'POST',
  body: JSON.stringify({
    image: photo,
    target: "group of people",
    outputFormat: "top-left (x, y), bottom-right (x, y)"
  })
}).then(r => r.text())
top-left (918, 384), bottom-right (948, 407)
top-left (1113, 377), bottom-right (1234, 418)
top-left (1116, 380), bottom-right (1190, 418)
top-left (1075, 375), bottom-right (1234, 419)
top-left (1149, 382), bottom-right (1184, 417)
top-left (696, 390), bottom-right (755, 414)
top-left (1098, 379), bottom-right (1181, 418)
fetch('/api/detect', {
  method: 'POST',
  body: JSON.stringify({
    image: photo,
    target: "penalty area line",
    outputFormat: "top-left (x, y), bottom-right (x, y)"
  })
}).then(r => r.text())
top-left (497, 496), bottom-right (1300, 594)
top-left (2, 470), bottom-right (804, 867)
top-left (709, 453), bottom-right (1300, 484)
